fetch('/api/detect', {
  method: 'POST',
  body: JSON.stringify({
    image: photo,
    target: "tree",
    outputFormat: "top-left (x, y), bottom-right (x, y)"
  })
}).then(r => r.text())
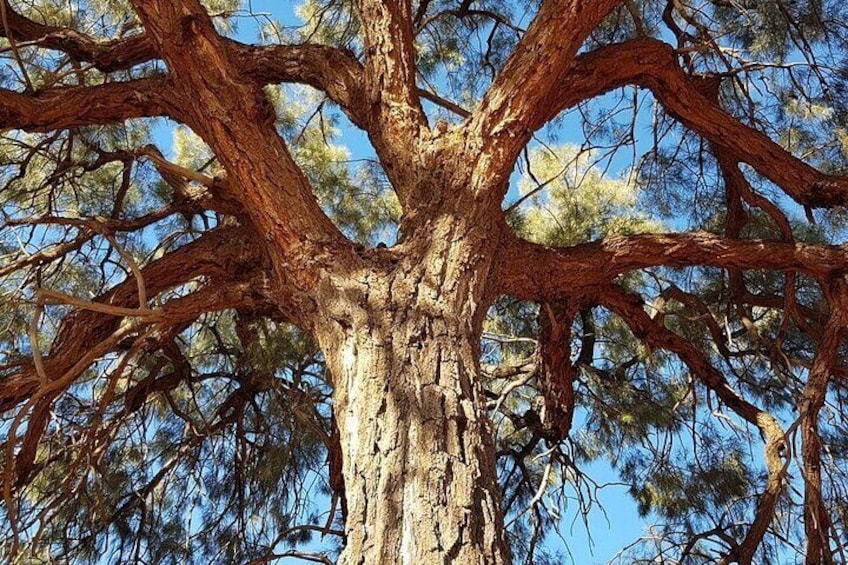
top-left (2, 0), bottom-right (848, 563)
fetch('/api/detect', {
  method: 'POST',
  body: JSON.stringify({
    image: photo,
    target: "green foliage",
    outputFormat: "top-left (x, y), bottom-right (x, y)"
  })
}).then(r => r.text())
top-left (3, 1), bottom-right (848, 564)
top-left (511, 145), bottom-right (661, 246)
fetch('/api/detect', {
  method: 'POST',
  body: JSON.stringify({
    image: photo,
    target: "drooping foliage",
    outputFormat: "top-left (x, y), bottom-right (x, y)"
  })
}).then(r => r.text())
top-left (2, 1), bottom-right (848, 564)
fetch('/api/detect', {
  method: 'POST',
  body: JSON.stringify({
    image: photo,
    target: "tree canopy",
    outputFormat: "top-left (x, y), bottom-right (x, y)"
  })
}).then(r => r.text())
top-left (2, 0), bottom-right (848, 564)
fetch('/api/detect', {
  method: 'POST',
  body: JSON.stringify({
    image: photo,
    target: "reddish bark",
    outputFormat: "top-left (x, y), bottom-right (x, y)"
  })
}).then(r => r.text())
top-left (2, 0), bottom-right (846, 562)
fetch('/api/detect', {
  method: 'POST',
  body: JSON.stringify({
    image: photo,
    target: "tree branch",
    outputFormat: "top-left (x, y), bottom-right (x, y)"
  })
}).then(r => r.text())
top-left (0, 0), bottom-right (155, 72)
top-left (497, 232), bottom-right (848, 301)
top-left (0, 2), bottom-right (368, 135)
top-left (0, 227), bottom-right (265, 413)
top-left (230, 41), bottom-right (368, 129)
top-left (128, 0), bottom-right (359, 321)
top-left (537, 301), bottom-right (580, 439)
top-left (538, 38), bottom-right (848, 208)
top-left (354, 0), bottom-right (425, 129)
top-left (0, 77), bottom-right (171, 131)
top-left (350, 0), bottom-right (428, 201)
top-left (0, 0), bottom-right (408, 194)
top-left (466, 0), bottom-right (623, 187)
top-left (798, 278), bottom-right (845, 565)
top-left (597, 284), bottom-right (788, 564)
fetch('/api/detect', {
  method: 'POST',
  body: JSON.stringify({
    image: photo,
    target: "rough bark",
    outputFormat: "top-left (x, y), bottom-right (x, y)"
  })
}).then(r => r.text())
top-left (5, 0), bottom-right (848, 562)
top-left (537, 302), bottom-right (580, 439)
top-left (128, 0), bottom-right (357, 322)
top-left (798, 278), bottom-right (846, 565)
top-left (314, 215), bottom-right (510, 564)
top-left (497, 230), bottom-right (848, 300)
top-left (467, 0), bottom-right (623, 188)
top-left (0, 77), bottom-right (172, 131)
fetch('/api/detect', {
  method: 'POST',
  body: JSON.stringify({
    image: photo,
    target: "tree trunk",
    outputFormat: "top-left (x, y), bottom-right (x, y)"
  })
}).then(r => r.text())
top-left (315, 222), bottom-right (510, 564)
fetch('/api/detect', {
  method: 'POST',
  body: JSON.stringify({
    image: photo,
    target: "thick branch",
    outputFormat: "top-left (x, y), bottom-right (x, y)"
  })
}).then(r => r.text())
top-left (129, 0), bottom-right (358, 322)
top-left (0, 1), bottom-right (388, 183)
top-left (543, 38), bottom-right (848, 208)
top-left (798, 278), bottom-right (845, 565)
top-left (466, 0), bottom-right (623, 187)
top-left (355, 0), bottom-right (424, 127)
top-left (230, 41), bottom-right (368, 129)
top-left (0, 2), bottom-right (369, 134)
top-left (0, 77), bottom-right (171, 131)
top-left (537, 301), bottom-right (580, 439)
top-left (497, 232), bottom-right (848, 301)
top-left (0, 1), bottom-right (155, 71)
top-left (349, 0), bottom-right (429, 202)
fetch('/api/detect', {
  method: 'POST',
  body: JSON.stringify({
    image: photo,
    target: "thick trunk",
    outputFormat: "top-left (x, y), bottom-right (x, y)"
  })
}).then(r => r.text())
top-left (328, 317), bottom-right (507, 564)
top-left (315, 225), bottom-right (510, 564)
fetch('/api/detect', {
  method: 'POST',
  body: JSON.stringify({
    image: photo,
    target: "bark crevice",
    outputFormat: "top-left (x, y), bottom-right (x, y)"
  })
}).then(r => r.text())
top-left (315, 242), bottom-right (509, 565)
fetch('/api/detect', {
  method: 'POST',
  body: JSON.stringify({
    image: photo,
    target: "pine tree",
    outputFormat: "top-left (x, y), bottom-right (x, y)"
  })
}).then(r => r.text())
top-left (2, 1), bottom-right (848, 563)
